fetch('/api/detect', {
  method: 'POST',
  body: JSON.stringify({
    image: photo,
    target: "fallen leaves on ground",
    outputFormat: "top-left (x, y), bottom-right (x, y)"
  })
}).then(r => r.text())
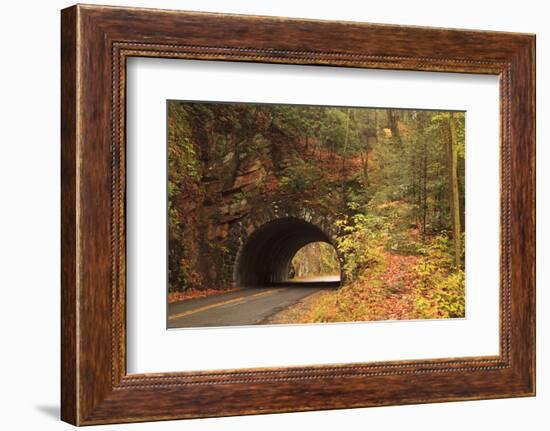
top-left (295, 252), bottom-right (422, 323)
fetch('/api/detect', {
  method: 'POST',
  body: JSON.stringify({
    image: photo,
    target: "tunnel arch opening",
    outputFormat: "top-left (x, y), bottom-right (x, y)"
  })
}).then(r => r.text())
top-left (235, 217), bottom-right (342, 287)
top-left (289, 242), bottom-right (340, 282)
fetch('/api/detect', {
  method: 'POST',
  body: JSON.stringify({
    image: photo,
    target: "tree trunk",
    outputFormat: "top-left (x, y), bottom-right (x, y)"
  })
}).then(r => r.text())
top-left (442, 113), bottom-right (462, 267)
top-left (422, 139), bottom-right (428, 240)
top-left (387, 109), bottom-right (403, 146)
top-left (340, 108), bottom-right (351, 208)
top-left (360, 131), bottom-right (369, 185)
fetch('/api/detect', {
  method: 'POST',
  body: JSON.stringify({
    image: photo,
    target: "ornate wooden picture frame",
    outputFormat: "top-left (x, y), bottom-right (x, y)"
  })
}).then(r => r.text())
top-left (61, 4), bottom-right (535, 425)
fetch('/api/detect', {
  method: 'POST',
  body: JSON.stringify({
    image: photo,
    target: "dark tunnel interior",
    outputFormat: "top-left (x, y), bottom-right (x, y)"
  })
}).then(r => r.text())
top-left (236, 218), bottom-right (341, 287)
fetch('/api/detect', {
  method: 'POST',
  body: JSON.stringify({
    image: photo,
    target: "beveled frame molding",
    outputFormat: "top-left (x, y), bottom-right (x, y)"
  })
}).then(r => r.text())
top-left (61, 4), bottom-right (535, 425)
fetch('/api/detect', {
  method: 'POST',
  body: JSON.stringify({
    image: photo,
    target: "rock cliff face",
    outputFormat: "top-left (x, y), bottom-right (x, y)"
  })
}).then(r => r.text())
top-left (186, 148), bottom-right (340, 290)
top-left (167, 101), bottom-right (377, 292)
top-left (168, 131), bottom-right (340, 291)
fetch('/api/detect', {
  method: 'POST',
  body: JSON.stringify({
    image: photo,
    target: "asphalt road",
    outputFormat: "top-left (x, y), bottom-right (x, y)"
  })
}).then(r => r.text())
top-left (168, 276), bottom-right (339, 329)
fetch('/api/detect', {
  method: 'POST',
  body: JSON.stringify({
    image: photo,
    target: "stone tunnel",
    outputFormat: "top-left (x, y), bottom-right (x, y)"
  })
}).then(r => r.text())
top-left (235, 217), bottom-right (342, 287)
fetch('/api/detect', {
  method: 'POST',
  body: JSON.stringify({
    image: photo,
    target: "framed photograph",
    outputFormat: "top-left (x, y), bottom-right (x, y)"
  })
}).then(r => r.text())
top-left (61, 4), bottom-right (535, 425)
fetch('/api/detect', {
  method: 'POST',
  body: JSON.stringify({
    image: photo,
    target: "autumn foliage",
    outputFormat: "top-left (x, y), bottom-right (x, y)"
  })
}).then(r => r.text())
top-left (168, 101), bottom-right (465, 321)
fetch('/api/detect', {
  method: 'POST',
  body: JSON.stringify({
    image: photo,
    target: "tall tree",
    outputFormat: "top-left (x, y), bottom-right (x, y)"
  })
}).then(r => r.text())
top-left (340, 108), bottom-right (352, 208)
top-left (387, 109), bottom-right (403, 146)
top-left (421, 116), bottom-right (428, 240)
top-left (441, 113), bottom-right (462, 267)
